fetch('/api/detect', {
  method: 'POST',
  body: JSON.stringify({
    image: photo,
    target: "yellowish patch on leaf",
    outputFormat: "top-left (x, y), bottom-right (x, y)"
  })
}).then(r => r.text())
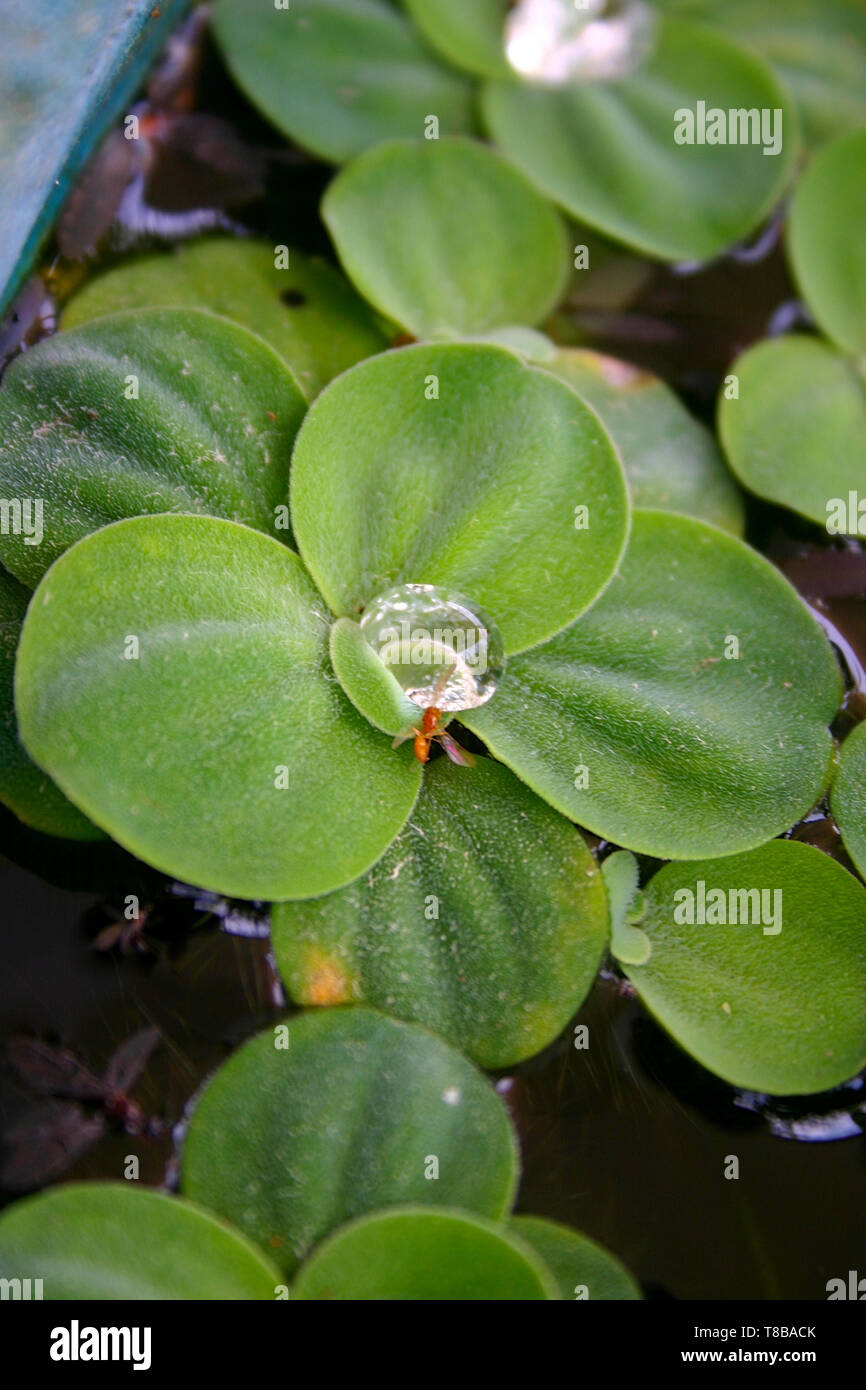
top-left (303, 951), bottom-right (355, 1006)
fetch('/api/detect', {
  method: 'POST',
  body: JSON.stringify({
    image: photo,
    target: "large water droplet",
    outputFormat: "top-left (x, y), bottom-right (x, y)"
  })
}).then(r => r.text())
top-left (505, 0), bottom-right (656, 86)
top-left (359, 583), bottom-right (505, 712)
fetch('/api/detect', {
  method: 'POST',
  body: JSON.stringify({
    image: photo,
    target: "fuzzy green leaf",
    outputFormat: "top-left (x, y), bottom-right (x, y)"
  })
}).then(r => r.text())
top-left (602, 850), bottom-right (651, 966)
top-left (625, 840), bottom-right (866, 1092)
top-left (482, 18), bottom-right (798, 262)
top-left (509, 1216), bottom-right (642, 1300)
top-left (272, 757), bottom-right (608, 1067)
top-left (0, 567), bottom-right (99, 839)
top-left (15, 515), bottom-right (421, 901)
top-left (0, 1184), bottom-right (281, 1300)
top-left (787, 128), bottom-right (866, 356)
top-left (290, 342), bottom-right (629, 656)
top-left (0, 307), bottom-right (306, 587)
top-left (293, 1207), bottom-right (558, 1299)
top-left (656, 0), bottom-right (866, 147)
top-left (329, 616), bottom-right (420, 736)
top-left (464, 510), bottom-right (841, 859)
top-left (323, 138), bottom-right (568, 337)
top-left (401, 0), bottom-right (511, 79)
top-left (211, 0), bottom-right (477, 164)
top-left (831, 720), bottom-right (866, 881)
top-left (293, 1207), bottom-right (557, 1300)
top-left (718, 336), bottom-right (866, 531)
top-left (181, 1009), bottom-right (519, 1274)
top-left (545, 349), bottom-right (744, 535)
top-left (62, 239), bottom-right (388, 400)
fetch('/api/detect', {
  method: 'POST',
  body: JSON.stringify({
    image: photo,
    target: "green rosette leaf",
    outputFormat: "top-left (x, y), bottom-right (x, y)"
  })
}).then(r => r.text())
top-left (181, 1008), bottom-right (519, 1273)
top-left (272, 756), bottom-right (608, 1067)
top-left (62, 239), bottom-right (388, 400)
top-left (718, 337), bottom-right (866, 531)
top-left (211, 0), bottom-right (477, 163)
top-left (831, 720), bottom-right (866, 881)
top-left (482, 18), bottom-right (799, 262)
top-left (290, 342), bottom-right (629, 656)
top-left (787, 128), bottom-right (866, 357)
top-left (510, 1216), bottom-right (642, 1300)
top-left (624, 840), bottom-right (866, 1093)
top-left (0, 1184), bottom-right (281, 1300)
top-left (0, 307), bottom-right (307, 586)
top-left (546, 348), bottom-right (744, 535)
top-left (323, 138), bottom-right (569, 337)
top-left (14, 515), bottom-right (421, 901)
top-left (464, 510), bottom-right (841, 858)
top-left (0, 567), bottom-right (100, 839)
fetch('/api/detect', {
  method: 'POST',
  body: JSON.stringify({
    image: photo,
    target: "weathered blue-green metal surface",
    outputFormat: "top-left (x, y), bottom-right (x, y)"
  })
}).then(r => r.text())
top-left (0, 0), bottom-right (190, 315)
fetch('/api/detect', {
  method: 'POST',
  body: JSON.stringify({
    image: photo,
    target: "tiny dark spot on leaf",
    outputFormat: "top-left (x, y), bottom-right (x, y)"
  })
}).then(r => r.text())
top-left (281, 289), bottom-right (306, 307)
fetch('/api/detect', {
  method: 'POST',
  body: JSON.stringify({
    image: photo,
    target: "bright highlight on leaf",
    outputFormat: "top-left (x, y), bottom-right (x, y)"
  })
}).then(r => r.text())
top-left (358, 580), bottom-right (505, 712)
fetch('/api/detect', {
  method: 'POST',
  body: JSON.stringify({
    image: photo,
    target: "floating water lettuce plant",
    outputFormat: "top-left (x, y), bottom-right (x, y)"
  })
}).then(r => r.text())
top-left (1, 305), bottom-right (858, 1080)
top-left (0, 0), bottom-right (865, 1308)
top-left (0, 185), bottom-right (857, 1079)
top-left (211, 0), bottom-right (798, 261)
top-left (0, 1010), bottom-right (642, 1300)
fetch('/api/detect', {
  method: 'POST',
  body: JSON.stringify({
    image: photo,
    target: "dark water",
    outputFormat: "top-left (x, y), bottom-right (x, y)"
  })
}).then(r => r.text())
top-left (510, 988), bottom-right (866, 1300)
top-left (1, 17), bottom-right (865, 1301)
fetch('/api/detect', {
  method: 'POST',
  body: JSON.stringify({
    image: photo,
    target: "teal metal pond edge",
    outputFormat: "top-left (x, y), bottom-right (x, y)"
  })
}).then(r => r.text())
top-left (0, 0), bottom-right (191, 318)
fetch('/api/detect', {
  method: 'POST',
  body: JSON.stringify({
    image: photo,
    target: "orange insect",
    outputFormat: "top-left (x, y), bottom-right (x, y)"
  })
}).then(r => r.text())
top-left (392, 666), bottom-right (475, 767)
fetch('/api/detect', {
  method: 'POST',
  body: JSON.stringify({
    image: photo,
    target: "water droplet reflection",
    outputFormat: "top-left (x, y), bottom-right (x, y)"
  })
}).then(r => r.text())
top-left (505, 0), bottom-right (657, 85)
top-left (359, 582), bottom-right (505, 712)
